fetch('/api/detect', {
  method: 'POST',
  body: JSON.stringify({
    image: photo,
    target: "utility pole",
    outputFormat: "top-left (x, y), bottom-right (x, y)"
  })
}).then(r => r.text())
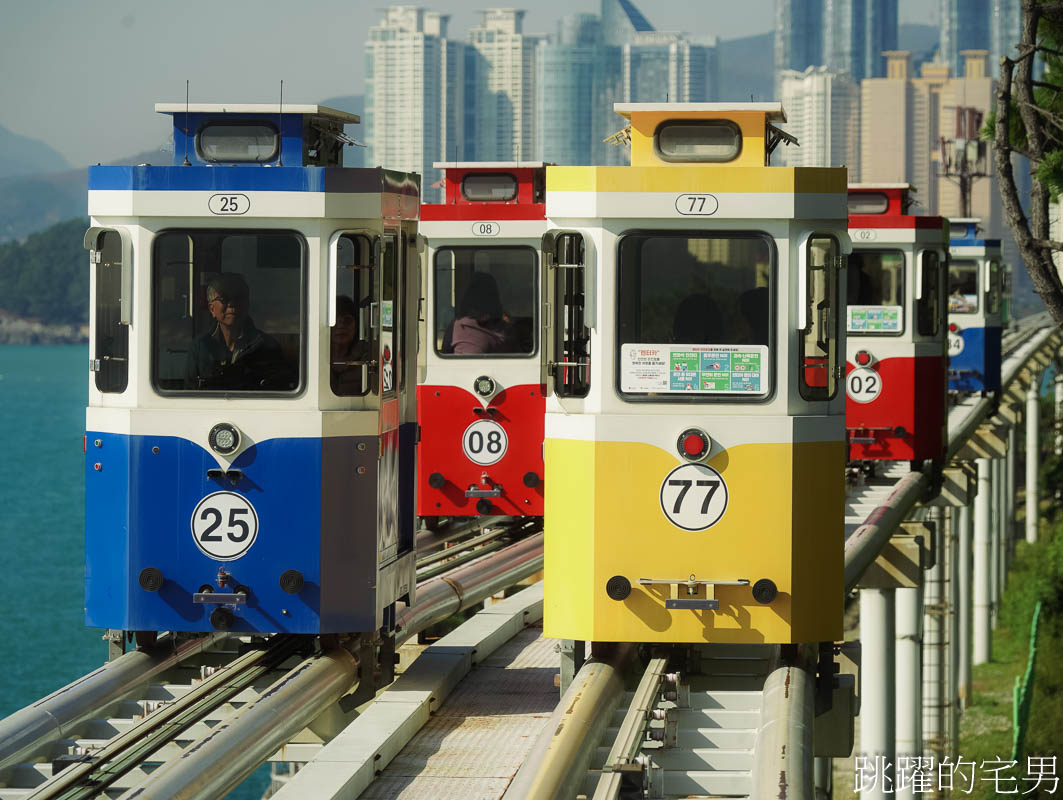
top-left (939, 106), bottom-right (989, 217)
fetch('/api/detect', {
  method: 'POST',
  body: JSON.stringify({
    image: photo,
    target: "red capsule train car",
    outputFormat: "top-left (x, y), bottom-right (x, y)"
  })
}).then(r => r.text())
top-left (845, 184), bottom-right (948, 463)
top-left (417, 163), bottom-right (546, 521)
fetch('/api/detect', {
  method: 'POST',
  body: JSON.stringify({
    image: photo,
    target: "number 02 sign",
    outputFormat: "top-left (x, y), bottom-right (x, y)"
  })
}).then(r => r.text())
top-left (191, 491), bottom-right (260, 560)
top-left (659, 463), bottom-right (729, 531)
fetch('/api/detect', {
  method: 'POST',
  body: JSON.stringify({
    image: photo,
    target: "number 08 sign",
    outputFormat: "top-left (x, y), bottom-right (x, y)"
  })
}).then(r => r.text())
top-left (191, 491), bottom-right (260, 560)
top-left (659, 463), bottom-right (729, 531)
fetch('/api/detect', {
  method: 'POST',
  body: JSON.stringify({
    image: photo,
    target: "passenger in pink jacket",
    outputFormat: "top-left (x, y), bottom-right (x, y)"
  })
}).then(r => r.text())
top-left (449, 272), bottom-right (513, 354)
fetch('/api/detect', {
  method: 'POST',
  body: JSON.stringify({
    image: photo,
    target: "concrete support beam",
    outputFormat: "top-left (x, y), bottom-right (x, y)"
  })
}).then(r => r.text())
top-left (860, 588), bottom-right (896, 800)
top-left (956, 503), bottom-right (973, 707)
top-left (922, 507), bottom-right (947, 762)
top-left (895, 586), bottom-right (922, 800)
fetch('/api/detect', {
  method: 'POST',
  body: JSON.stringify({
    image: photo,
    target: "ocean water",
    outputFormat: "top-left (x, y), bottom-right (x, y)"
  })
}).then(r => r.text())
top-left (0, 345), bottom-right (99, 716)
top-left (0, 345), bottom-right (269, 798)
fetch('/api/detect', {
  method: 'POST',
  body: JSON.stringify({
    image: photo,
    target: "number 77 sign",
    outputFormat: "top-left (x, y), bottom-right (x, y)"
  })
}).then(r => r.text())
top-left (659, 463), bottom-right (729, 530)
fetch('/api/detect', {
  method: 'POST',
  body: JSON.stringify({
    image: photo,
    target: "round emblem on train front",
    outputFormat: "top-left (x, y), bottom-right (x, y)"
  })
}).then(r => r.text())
top-left (191, 491), bottom-right (260, 561)
top-left (659, 463), bottom-right (729, 531)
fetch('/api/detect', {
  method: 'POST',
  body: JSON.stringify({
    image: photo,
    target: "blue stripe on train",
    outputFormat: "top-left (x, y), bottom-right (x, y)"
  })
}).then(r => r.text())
top-left (89, 165), bottom-right (397, 194)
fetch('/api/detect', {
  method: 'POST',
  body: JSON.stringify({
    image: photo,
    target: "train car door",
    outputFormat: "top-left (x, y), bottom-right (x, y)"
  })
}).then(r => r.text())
top-left (378, 233), bottom-right (402, 566)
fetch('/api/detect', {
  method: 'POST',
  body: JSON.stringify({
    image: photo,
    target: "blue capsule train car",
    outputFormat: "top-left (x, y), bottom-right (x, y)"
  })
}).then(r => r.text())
top-left (85, 103), bottom-right (420, 636)
top-left (947, 217), bottom-right (1002, 393)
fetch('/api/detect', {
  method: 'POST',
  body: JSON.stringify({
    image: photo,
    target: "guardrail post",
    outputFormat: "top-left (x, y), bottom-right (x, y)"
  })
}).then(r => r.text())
top-left (895, 585), bottom-right (921, 799)
top-left (974, 459), bottom-right (992, 665)
top-left (860, 587), bottom-right (895, 799)
top-left (1027, 376), bottom-right (1041, 543)
top-left (922, 506), bottom-right (946, 764)
top-left (956, 503), bottom-right (973, 707)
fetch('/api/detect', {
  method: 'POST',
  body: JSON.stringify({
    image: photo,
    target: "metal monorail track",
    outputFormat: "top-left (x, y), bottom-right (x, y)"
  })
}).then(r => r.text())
top-left (0, 519), bottom-right (543, 800)
top-left (1, 319), bottom-right (1057, 800)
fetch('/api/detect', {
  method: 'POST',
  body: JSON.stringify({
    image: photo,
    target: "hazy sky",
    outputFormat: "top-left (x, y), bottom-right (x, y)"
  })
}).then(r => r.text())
top-left (0, 0), bottom-right (937, 168)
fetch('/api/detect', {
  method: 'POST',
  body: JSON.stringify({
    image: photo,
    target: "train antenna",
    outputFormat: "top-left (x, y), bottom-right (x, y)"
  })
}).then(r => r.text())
top-left (182, 80), bottom-right (191, 166)
top-left (276, 80), bottom-right (284, 166)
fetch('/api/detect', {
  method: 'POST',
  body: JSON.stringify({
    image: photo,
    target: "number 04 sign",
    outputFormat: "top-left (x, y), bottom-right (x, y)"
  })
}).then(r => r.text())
top-left (659, 463), bottom-right (729, 531)
top-left (191, 491), bottom-right (260, 560)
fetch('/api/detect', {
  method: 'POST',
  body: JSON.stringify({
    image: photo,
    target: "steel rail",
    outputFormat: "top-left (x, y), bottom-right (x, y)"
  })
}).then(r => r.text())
top-left (396, 531), bottom-right (544, 644)
top-left (590, 656), bottom-right (669, 800)
top-left (414, 520), bottom-right (540, 578)
top-left (414, 516), bottom-right (507, 553)
top-left (111, 535), bottom-right (546, 800)
top-left (503, 644), bottom-right (637, 800)
top-left (115, 646), bottom-right (359, 800)
top-left (25, 636), bottom-right (305, 800)
top-left (0, 633), bottom-right (226, 775)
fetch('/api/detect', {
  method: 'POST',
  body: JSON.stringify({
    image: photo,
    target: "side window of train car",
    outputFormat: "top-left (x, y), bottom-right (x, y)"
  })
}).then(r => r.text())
top-left (616, 232), bottom-right (773, 401)
top-left (380, 235), bottom-right (400, 396)
top-left (546, 232), bottom-right (590, 397)
top-left (800, 235), bottom-right (840, 402)
top-left (986, 260), bottom-right (1001, 314)
top-left (152, 230), bottom-right (304, 394)
top-left (916, 250), bottom-right (942, 337)
top-left (845, 249), bottom-right (904, 336)
top-left (87, 229), bottom-right (130, 393)
top-left (331, 233), bottom-right (375, 397)
top-left (948, 260), bottom-right (979, 313)
top-left (434, 246), bottom-right (537, 358)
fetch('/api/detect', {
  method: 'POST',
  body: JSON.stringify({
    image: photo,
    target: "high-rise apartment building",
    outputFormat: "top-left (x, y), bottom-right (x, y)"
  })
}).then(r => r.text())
top-left (990, 0), bottom-right (1021, 76)
top-left (622, 32), bottom-right (718, 104)
top-left (861, 50), bottom-right (1005, 246)
top-left (776, 0), bottom-right (897, 96)
top-left (823, 0), bottom-right (898, 81)
top-left (536, 15), bottom-right (598, 165)
top-left (601, 0), bottom-right (655, 47)
top-left (939, 0), bottom-right (991, 77)
top-left (778, 66), bottom-right (860, 173)
top-left (465, 9), bottom-right (544, 162)
top-left (775, 0), bottom-right (824, 81)
top-left (365, 6), bottom-right (463, 201)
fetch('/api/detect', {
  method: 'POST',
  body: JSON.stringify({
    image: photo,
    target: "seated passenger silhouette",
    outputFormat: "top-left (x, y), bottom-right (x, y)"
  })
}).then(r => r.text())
top-left (330, 294), bottom-right (370, 394)
top-left (739, 286), bottom-right (770, 346)
top-left (672, 293), bottom-right (724, 344)
top-left (451, 272), bottom-right (512, 354)
top-left (186, 273), bottom-right (291, 390)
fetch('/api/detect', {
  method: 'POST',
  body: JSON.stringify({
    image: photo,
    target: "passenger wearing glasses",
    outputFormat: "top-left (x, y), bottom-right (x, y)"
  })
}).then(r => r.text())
top-left (185, 273), bottom-right (289, 390)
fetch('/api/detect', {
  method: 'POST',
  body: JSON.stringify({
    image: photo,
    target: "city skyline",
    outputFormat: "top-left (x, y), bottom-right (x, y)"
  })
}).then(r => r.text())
top-left (2, 0), bottom-right (936, 169)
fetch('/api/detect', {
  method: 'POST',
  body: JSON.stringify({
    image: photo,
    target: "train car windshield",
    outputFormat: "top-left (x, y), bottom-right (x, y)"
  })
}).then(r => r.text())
top-left (616, 232), bottom-right (773, 400)
top-left (152, 230), bottom-right (304, 393)
top-left (846, 250), bottom-right (904, 335)
top-left (949, 260), bottom-right (980, 313)
top-left (434, 246), bottom-right (537, 357)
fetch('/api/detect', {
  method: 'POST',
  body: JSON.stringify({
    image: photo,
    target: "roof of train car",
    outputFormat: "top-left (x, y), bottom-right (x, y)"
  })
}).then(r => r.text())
top-left (431, 162), bottom-right (546, 169)
top-left (155, 104), bottom-right (359, 123)
top-left (614, 102), bottom-right (786, 122)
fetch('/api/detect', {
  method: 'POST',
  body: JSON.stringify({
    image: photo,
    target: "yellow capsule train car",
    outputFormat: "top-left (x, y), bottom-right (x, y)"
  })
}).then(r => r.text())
top-left (542, 103), bottom-right (851, 645)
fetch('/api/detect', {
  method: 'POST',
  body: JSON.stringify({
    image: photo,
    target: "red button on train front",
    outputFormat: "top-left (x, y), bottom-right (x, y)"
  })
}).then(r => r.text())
top-left (683, 434), bottom-right (705, 456)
